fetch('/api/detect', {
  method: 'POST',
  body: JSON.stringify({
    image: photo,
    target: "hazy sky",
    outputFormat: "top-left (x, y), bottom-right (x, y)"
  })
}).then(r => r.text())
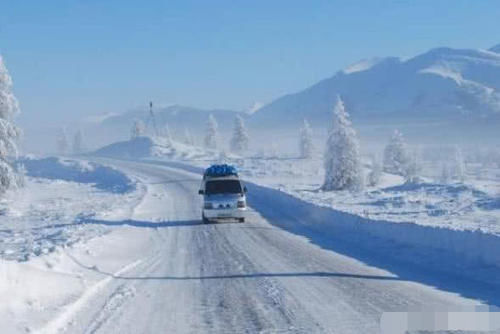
top-left (1, 0), bottom-right (499, 126)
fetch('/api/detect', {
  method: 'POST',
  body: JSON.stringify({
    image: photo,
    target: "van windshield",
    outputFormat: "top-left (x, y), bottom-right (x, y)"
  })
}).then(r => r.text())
top-left (205, 180), bottom-right (242, 195)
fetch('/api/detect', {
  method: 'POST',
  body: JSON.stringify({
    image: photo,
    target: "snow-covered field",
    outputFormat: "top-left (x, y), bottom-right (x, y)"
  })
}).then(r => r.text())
top-left (234, 157), bottom-right (500, 236)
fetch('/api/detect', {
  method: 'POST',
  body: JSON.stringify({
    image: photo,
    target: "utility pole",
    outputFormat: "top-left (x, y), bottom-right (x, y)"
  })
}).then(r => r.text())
top-left (146, 101), bottom-right (159, 137)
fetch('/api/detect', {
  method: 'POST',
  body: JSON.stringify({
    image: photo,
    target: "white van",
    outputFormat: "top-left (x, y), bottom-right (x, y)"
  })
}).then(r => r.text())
top-left (198, 165), bottom-right (247, 223)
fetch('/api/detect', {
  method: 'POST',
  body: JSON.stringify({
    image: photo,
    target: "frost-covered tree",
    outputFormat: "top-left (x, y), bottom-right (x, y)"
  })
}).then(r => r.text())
top-left (440, 163), bottom-right (450, 184)
top-left (453, 146), bottom-right (465, 182)
top-left (230, 115), bottom-right (249, 154)
top-left (162, 123), bottom-right (172, 143)
top-left (56, 127), bottom-right (69, 154)
top-left (383, 130), bottom-right (410, 175)
top-left (268, 141), bottom-right (278, 159)
top-left (367, 156), bottom-right (382, 187)
top-left (72, 129), bottom-right (84, 154)
top-left (0, 56), bottom-right (22, 194)
top-left (299, 119), bottom-right (314, 159)
top-left (404, 150), bottom-right (421, 184)
top-left (183, 128), bottom-right (194, 146)
top-left (204, 114), bottom-right (218, 149)
top-left (322, 96), bottom-right (362, 191)
top-left (131, 120), bottom-right (145, 139)
top-left (218, 150), bottom-right (229, 163)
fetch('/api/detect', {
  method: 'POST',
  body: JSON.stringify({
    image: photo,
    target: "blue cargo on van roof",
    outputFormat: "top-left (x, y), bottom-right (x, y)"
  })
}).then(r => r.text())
top-left (204, 164), bottom-right (238, 178)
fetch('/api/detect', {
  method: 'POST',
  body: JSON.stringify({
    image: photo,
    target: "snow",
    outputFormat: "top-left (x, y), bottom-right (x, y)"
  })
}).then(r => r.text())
top-left (0, 157), bottom-right (141, 262)
top-left (94, 136), bottom-right (220, 161)
top-left (1, 153), bottom-right (498, 333)
top-left (92, 137), bottom-right (500, 238)
top-left (323, 96), bottom-right (362, 190)
top-left (1, 131), bottom-right (499, 332)
top-left (419, 64), bottom-right (465, 85)
top-left (233, 157), bottom-right (500, 236)
top-left (299, 119), bottom-right (313, 158)
top-left (0, 225), bottom-right (152, 333)
top-left (247, 101), bottom-right (263, 114)
top-left (20, 156), bottom-right (135, 193)
top-left (146, 158), bottom-right (500, 284)
top-left (204, 113), bottom-right (218, 149)
top-left (342, 57), bottom-right (389, 74)
top-left (0, 55), bottom-right (22, 195)
top-left (230, 114), bottom-right (249, 154)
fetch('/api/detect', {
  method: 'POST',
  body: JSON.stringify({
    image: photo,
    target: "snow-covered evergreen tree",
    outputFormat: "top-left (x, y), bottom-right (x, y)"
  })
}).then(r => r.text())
top-left (230, 115), bottom-right (249, 154)
top-left (268, 141), bottom-right (278, 159)
top-left (131, 120), bottom-right (145, 139)
top-left (440, 163), bottom-right (450, 184)
top-left (383, 130), bottom-right (410, 175)
top-left (56, 127), bottom-right (69, 154)
top-left (72, 129), bottom-right (84, 154)
top-left (218, 150), bottom-right (229, 163)
top-left (299, 119), bottom-right (314, 158)
top-left (0, 56), bottom-right (22, 194)
top-left (322, 96), bottom-right (362, 191)
top-left (183, 128), bottom-right (194, 145)
top-left (368, 156), bottom-right (382, 187)
top-left (162, 123), bottom-right (172, 143)
top-left (404, 150), bottom-right (421, 184)
top-left (204, 114), bottom-right (218, 149)
top-left (453, 146), bottom-right (465, 182)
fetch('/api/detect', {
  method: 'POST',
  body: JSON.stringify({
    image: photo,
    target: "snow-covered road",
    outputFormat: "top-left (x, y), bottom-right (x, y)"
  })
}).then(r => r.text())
top-left (41, 159), bottom-right (487, 334)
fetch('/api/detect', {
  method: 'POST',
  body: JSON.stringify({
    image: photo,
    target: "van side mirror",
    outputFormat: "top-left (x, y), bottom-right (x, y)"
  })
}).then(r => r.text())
top-left (243, 186), bottom-right (248, 193)
top-left (198, 190), bottom-right (204, 195)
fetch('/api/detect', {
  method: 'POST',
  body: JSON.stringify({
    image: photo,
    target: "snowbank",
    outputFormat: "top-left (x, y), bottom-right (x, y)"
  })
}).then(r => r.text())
top-left (19, 156), bottom-right (134, 193)
top-left (0, 226), bottom-right (151, 333)
top-left (94, 136), bottom-right (218, 161)
top-left (1, 158), bottom-right (144, 262)
top-left (246, 182), bottom-right (500, 277)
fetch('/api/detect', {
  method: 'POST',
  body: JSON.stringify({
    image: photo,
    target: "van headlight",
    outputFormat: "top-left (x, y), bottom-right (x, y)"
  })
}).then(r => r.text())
top-left (237, 200), bottom-right (246, 208)
top-left (204, 202), bottom-right (213, 209)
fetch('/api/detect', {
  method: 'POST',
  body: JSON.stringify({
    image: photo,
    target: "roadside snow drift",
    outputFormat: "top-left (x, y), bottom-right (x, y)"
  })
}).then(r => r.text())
top-left (94, 136), bottom-right (218, 161)
top-left (1, 158), bottom-right (142, 261)
top-left (20, 157), bottom-right (134, 193)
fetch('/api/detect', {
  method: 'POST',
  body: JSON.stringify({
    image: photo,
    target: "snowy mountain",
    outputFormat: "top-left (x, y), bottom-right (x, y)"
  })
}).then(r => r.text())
top-left (251, 45), bottom-right (500, 129)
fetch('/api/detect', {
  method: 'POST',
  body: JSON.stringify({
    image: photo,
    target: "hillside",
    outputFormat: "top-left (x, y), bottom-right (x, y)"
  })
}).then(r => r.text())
top-left (251, 45), bottom-right (500, 130)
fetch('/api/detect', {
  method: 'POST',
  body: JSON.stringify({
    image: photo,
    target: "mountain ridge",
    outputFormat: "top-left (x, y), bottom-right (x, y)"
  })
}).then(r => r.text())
top-left (251, 44), bottom-right (500, 128)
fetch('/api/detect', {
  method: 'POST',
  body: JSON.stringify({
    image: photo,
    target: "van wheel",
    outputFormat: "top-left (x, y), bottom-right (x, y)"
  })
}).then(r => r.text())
top-left (202, 214), bottom-right (210, 224)
top-left (238, 218), bottom-right (245, 223)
